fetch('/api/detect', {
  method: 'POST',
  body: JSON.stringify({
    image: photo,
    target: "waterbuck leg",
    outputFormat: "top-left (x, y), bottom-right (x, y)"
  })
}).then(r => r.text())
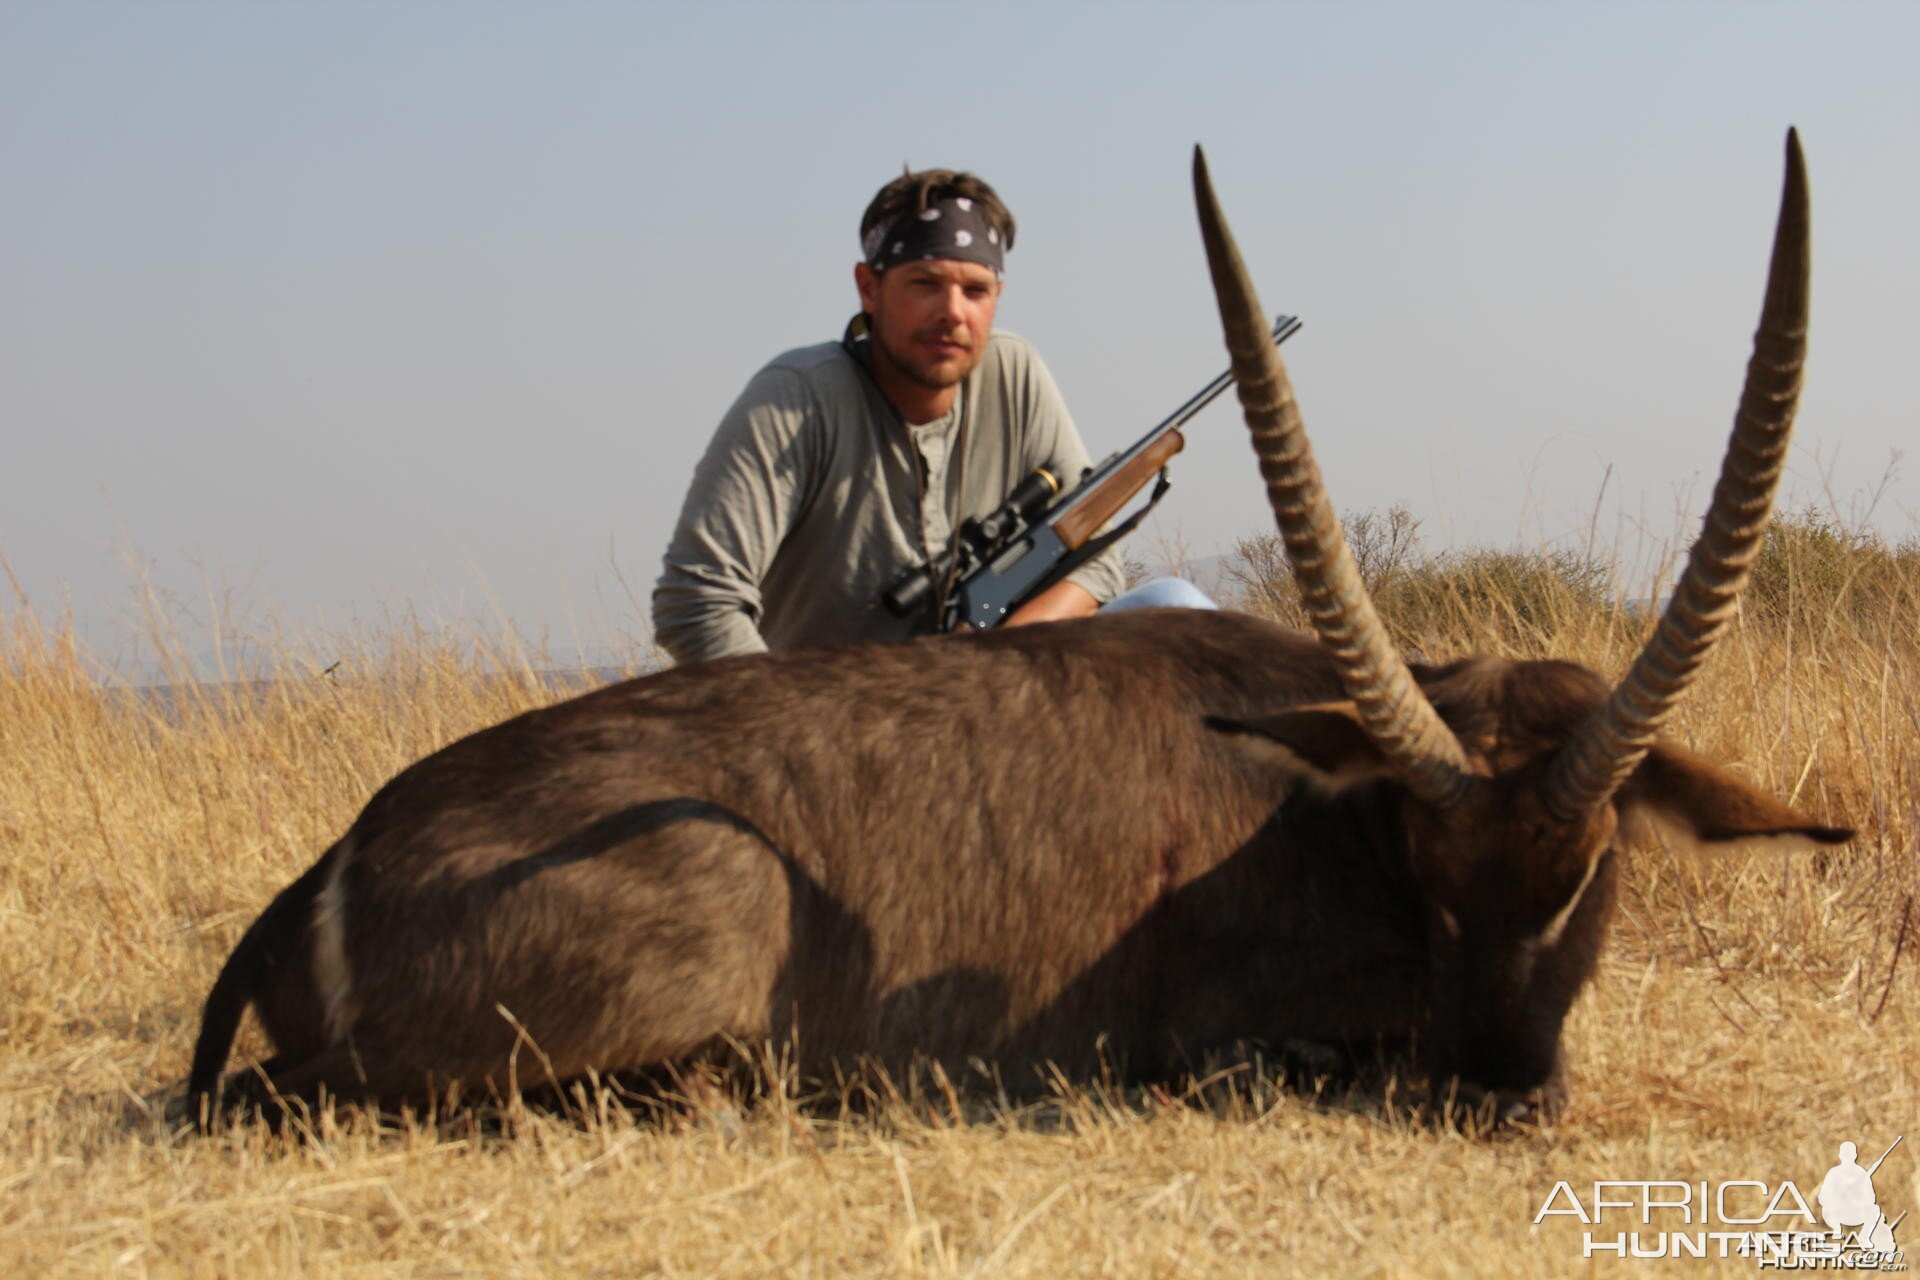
top-left (220, 1045), bottom-right (417, 1124)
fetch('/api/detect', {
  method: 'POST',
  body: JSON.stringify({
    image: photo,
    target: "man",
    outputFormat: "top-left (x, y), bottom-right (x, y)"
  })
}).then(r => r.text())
top-left (652, 167), bottom-right (1208, 665)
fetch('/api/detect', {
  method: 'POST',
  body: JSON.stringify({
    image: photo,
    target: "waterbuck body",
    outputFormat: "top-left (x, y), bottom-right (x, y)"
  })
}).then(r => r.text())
top-left (190, 610), bottom-right (1840, 1118)
top-left (198, 612), bottom-right (1407, 1105)
top-left (190, 132), bottom-right (1848, 1122)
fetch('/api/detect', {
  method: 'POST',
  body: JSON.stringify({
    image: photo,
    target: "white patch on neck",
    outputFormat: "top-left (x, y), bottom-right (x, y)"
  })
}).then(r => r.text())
top-left (1536, 851), bottom-right (1605, 950)
top-left (311, 837), bottom-right (359, 1044)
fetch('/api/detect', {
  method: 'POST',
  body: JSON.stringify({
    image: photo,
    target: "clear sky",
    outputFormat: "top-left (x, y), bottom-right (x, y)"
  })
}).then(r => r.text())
top-left (4, 3), bottom-right (1915, 668)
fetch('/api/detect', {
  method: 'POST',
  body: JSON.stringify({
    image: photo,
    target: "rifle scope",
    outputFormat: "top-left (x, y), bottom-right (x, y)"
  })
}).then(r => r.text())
top-left (881, 467), bottom-right (1061, 618)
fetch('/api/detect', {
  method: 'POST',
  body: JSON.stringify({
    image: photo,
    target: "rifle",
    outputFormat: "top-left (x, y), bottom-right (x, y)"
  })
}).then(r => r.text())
top-left (882, 314), bottom-right (1302, 631)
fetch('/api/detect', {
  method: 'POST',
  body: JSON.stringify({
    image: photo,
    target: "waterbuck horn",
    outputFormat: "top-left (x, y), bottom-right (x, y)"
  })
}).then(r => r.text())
top-left (1542, 128), bottom-right (1811, 822)
top-left (1193, 145), bottom-right (1473, 809)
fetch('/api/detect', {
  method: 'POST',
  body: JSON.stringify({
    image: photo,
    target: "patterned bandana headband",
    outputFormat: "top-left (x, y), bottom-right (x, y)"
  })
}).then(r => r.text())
top-left (861, 196), bottom-right (1007, 278)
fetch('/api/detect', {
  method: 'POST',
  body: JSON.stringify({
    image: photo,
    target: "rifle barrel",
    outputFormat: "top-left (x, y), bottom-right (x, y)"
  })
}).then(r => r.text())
top-left (1161, 314), bottom-right (1301, 435)
top-left (1059, 314), bottom-right (1299, 516)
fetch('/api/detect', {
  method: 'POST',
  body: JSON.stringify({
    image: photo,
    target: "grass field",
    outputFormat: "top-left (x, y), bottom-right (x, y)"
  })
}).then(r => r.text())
top-left (3, 513), bottom-right (1916, 1277)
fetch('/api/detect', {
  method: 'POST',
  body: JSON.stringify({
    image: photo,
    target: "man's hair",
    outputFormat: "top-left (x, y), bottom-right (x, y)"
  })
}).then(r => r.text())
top-left (859, 168), bottom-right (1016, 257)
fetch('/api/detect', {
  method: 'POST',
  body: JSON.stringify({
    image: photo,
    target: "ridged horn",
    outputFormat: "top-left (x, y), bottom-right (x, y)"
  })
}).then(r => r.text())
top-left (1543, 128), bottom-right (1811, 822)
top-left (1193, 146), bottom-right (1473, 809)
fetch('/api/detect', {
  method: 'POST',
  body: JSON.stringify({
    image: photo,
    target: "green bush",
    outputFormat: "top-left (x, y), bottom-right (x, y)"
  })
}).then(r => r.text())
top-left (1221, 505), bottom-right (1621, 656)
top-left (1380, 545), bottom-right (1614, 651)
top-left (1220, 502), bottom-right (1920, 660)
top-left (1743, 506), bottom-right (1920, 635)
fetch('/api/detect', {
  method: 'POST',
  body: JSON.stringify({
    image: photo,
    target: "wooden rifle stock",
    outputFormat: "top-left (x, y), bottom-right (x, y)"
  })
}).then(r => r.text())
top-left (1052, 432), bottom-right (1187, 549)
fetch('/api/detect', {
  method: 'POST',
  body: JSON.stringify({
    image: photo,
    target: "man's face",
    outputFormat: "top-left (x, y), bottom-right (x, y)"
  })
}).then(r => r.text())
top-left (854, 258), bottom-right (1002, 394)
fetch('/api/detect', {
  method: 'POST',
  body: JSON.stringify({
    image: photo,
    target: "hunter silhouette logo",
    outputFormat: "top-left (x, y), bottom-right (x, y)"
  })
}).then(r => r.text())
top-left (1818, 1138), bottom-right (1903, 1256)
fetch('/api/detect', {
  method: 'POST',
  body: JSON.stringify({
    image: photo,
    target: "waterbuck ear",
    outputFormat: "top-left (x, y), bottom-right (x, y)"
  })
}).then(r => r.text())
top-left (1205, 703), bottom-right (1393, 788)
top-left (1620, 742), bottom-right (1854, 851)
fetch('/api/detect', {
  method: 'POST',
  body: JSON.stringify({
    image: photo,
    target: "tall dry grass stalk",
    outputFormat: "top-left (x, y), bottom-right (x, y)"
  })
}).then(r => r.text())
top-left (2, 516), bottom-right (1915, 1276)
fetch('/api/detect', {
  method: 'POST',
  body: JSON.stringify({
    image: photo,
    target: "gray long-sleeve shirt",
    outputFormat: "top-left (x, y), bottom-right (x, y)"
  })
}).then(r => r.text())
top-left (652, 329), bottom-right (1127, 664)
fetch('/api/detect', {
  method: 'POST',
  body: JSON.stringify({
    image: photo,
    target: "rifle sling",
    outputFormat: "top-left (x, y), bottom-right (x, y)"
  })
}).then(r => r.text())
top-left (1025, 468), bottom-right (1173, 605)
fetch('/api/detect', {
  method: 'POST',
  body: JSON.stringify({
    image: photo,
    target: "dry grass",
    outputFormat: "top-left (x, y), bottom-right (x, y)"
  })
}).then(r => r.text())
top-left (3, 517), bottom-right (1917, 1277)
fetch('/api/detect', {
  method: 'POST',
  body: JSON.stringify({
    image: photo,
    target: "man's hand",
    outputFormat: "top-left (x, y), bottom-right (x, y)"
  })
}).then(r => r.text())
top-left (1002, 580), bottom-right (1100, 629)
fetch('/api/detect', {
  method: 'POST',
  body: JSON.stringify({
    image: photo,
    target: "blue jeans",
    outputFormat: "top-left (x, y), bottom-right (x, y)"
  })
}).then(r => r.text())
top-left (1102, 577), bottom-right (1218, 613)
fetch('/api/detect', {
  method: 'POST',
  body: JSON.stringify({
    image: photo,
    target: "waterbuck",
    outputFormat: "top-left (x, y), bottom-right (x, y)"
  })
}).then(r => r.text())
top-left (190, 131), bottom-right (1846, 1125)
